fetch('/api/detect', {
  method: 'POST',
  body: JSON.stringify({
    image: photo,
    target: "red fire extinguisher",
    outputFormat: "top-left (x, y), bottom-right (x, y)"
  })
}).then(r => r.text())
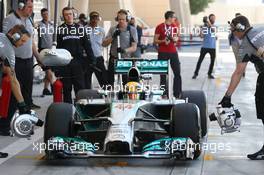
top-left (53, 79), bottom-right (63, 103)
top-left (0, 75), bottom-right (12, 118)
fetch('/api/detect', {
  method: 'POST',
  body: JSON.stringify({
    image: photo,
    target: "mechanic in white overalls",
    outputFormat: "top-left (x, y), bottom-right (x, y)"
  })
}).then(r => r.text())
top-left (219, 16), bottom-right (264, 160)
top-left (0, 25), bottom-right (31, 157)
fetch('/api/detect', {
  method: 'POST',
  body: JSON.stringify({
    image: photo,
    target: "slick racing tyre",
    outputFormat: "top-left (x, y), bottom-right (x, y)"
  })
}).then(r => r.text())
top-left (181, 90), bottom-right (208, 137)
top-left (76, 89), bottom-right (103, 101)
top-left (170, 103), bottom-right (201, 159)
top-left (44, 103), bottom-right (74, 160)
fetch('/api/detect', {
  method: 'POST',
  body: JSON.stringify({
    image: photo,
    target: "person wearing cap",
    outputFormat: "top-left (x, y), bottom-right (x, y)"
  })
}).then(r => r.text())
top-left (84, 11), bottom-right (108, 89)
top-left (78, 13), bottom-right (88, 27)
top-left (219, 15), bottom-right (264, 160)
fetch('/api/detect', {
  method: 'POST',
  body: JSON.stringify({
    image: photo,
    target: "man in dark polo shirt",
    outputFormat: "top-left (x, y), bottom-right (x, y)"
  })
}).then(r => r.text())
top-left (56, 7), bottom-right (95, 104)
top-left (154, 11), bottom-right (182, 98)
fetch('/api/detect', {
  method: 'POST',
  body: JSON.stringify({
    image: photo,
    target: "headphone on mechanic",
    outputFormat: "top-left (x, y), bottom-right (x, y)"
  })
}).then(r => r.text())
top-left (228, 16), bottom-right (250, 32)
top-left (18, 0), bottom-right (26, 9)
top-left (115, 9), bottom-right (131, 22)
top-left (12, 33), bottom-right (22, 42)
top-left (234, 23), bottom-right (246, 32)
top-left (8, 25), bottom-right (30, 44)
top-left (18, 0), bottom-right (32, 10)
top-left (228, 21), bottom-right (246, 32)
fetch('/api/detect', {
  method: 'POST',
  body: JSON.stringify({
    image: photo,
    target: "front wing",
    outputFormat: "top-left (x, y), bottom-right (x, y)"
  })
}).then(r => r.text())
top-left (46, 137), bottom-right (195, 160)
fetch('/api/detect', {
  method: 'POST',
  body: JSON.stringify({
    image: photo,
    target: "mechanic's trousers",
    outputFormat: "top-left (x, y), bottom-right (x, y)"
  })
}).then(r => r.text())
top-left (57, 58), bottom-right (85, 104)
top-left (158, 52), bottom-right (182, 98)
top-left (255, 72), bottom-right (264, 120)
top-left (194, 48), bottom-right (216, 76)
top-left (108, 56), bottom-right (117, 87)
top-left (15, 57), bottom-right (34, 105)
top-left (0, 57), bottom-right (33, 130)
top-left (107, 56), bottom-right (128, 88)
top-left (84, 56), bottom-right (108, 89)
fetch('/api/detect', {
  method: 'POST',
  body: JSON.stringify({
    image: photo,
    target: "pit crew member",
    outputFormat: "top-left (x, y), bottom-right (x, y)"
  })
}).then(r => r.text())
top-left (219, 15), bottom-right (264, 160)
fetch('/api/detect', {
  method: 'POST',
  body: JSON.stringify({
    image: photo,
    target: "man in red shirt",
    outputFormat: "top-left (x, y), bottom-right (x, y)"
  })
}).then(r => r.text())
top-left (154, 11), bottom-right (182, 98)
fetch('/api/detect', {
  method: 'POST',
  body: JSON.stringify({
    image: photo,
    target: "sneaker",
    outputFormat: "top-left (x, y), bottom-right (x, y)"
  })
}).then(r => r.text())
top-left (42, 88), bottom-right (52, 96)
top-left (192, 74), bottom-right (197, 79)
top-left (247, 146), bottom-right (264, 160)
top-left (208, 74), bottom-right (215, 79)
top-left (31, 103), bottom-right (41, 109)
top-left (0, 152), bottom-right (8, 158)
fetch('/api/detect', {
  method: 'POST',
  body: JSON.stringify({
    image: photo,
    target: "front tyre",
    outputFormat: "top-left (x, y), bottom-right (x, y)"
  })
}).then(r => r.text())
top-left (170, 103), bottom-right (201, 159)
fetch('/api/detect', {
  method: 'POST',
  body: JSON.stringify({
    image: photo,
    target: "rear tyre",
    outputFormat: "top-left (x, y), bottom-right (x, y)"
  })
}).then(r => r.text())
top-left (181, 90), bottom-right (208, 137)
top-left (44, 103), bottom-right (74, 160)
top-left (76, 89), bottom-right (103, 101)
top-left (170, 103), bottom-right (201, 159)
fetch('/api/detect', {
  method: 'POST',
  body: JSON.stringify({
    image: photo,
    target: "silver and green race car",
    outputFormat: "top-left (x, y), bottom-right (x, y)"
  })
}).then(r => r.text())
top-left (44, 59), bottom-right (208, 160)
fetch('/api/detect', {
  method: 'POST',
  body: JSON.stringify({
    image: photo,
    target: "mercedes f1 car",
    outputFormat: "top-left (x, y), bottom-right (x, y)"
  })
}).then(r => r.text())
top-left (44, 59), bottom-right (208, 160)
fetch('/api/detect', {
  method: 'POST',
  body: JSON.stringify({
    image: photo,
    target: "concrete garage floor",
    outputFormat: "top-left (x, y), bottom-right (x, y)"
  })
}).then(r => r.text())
top-left (0, 39), bottom-right (263, 175)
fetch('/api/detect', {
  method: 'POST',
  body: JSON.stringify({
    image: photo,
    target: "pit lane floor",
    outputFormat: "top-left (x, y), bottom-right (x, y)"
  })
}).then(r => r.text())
top-left (0, 40), bottom-right (263, 175)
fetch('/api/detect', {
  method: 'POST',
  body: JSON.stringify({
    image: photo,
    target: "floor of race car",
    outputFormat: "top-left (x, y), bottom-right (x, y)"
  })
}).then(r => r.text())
top-left (0, 39), bottom-right (263, 175)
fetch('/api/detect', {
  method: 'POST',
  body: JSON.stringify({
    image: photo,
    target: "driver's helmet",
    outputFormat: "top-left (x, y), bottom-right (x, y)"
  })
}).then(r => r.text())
top-left (125, 81), bottom-right (142, 100)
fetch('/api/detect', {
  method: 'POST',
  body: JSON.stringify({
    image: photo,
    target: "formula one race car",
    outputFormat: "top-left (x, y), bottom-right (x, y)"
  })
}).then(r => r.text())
top-left (44, 59), bottom-right (208, 160)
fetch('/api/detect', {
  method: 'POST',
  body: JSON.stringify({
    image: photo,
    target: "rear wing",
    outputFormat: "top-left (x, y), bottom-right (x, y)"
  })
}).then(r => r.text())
top-left (115, 59), bottom-right (168, 74)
